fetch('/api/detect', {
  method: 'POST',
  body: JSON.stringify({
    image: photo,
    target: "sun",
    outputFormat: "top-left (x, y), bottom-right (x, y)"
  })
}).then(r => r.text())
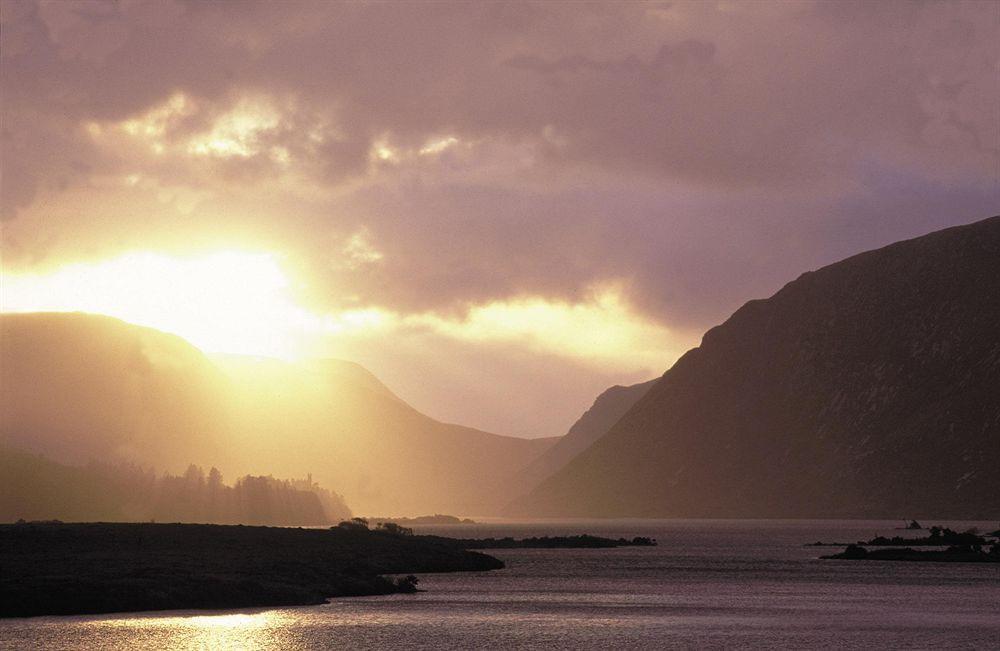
top-left (1, 250), bottom-right (324, 360)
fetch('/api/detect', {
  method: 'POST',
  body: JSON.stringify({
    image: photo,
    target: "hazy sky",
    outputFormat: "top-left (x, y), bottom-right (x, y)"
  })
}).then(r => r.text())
top-left (2, 0), bottom-right (998, 437)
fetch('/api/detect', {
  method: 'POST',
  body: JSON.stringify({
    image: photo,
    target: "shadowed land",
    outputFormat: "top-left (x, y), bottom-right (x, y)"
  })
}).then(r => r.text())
top-left (807, 526), bottom-right (996, 548)
top-left (822, 544), bottom-right (1000, 563)
top-left (0, 522), bottom-right (503, 618)
top-left (0, 521), bottom-right (661, 618)
top-left (812, 525), bottom-right (1000, 563)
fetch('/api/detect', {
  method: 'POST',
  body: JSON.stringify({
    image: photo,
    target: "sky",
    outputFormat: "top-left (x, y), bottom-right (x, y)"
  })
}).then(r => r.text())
top-left (1, 0), bottom-right (998, 438)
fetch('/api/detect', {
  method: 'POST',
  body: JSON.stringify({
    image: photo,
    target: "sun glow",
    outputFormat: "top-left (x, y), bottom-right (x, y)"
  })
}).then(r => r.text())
top-left (1, 251), bottom-right (325, 360)
top-left (408, 285), bottom-right (689, 369)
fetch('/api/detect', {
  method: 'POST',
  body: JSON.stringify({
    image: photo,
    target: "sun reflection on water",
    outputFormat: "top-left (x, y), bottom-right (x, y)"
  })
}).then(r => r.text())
top-left (78, 610), bottom-right (300, 650)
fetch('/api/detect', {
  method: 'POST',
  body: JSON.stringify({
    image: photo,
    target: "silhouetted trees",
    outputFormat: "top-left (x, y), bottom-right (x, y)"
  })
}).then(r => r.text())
top-left (334, 517), bottom-right (371, 532)
top-left (0, 446), bottom-right (351, 525)
top-left (376, 522), bottom-right (413, 536)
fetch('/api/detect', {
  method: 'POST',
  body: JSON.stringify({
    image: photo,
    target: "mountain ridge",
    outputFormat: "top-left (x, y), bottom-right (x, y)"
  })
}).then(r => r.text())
top-left (511, 215), bottom-right (1000, 519)
top-left (512, 379), bottom-right (657, 493)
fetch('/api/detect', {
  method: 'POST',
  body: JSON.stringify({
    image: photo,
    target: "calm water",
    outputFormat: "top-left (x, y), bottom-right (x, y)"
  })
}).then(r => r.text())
top-left (2, 519), bottom-right (998, 649)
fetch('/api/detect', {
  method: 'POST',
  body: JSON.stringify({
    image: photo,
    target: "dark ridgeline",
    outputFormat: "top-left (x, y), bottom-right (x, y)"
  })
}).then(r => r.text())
top-left (0, 521), bottom-right (503, 618)
top-left (0, 447), bottom-right (350, 526)
top-left (512, 216), bottom-right (1000, 519)
top-left (514, 379), bottom-right (657, 491)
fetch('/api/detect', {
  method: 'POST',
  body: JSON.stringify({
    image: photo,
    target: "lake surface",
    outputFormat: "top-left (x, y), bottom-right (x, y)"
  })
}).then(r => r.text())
top-left (2, 519), bottom-right (998, 649)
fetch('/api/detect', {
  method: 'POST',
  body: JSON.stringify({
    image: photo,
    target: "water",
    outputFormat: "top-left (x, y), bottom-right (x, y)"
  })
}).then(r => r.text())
top-left (2, 520), bottom-right (998, 649)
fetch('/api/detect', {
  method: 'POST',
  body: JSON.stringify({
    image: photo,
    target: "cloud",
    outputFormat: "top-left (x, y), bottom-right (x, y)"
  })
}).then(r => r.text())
top-left (405, 283), bottom-right (688, 369)
top-left (2, 0), bottom-right (997, 434)
top-left (4, 2), bottom-right (996, 215)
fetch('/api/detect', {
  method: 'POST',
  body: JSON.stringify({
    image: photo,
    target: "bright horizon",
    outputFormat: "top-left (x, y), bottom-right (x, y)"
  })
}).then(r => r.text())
top-left (1, 248), bottom-right (687, 437)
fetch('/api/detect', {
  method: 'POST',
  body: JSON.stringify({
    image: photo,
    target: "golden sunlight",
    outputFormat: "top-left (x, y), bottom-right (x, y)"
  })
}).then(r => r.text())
top-left (1, 251), bottom-right (324, 359)
top-left (408, 284), bottom-right (688, 369)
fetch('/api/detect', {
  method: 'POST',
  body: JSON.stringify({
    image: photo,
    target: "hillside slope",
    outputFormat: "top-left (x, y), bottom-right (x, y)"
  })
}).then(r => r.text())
top-left (0, 313), bottom-right (554, 517)
top-left (214, 354), bottom-right (556, 516)
top-left (513, 379), bottom-right (657, 492)
top-left (0, 313), bottom-right (225, 469)
top-left (512, 216), bottom-right (1000, 519)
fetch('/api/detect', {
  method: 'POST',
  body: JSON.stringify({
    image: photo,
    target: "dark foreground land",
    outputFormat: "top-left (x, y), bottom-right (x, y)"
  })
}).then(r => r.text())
top-left (0, 522), bottom-right (503, 618)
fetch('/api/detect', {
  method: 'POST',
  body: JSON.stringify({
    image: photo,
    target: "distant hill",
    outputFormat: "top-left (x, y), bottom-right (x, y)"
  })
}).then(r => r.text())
top-left (213, 354), bottom-right (556, 516)
top-left (513, 379), bottom-right (657, 492)
top-left (512, 216), bottom-right (1000, 519)
top-left (0, 313), bottom-right (225, 469)
top-left (0, 313), bottom-right (555, 517)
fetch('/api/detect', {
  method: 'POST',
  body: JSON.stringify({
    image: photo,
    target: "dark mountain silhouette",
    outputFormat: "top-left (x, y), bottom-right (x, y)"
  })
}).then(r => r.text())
top-left (514, 379), bottom-right (657, 491)
top-left (0, 312), bottom-right (555, 517)
top-left (512, 216), bottom-right (1000, 519)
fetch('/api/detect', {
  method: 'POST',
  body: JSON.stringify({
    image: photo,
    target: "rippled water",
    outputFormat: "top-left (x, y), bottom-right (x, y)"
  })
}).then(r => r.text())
top-left (2, 519), bottom-right (998, 649)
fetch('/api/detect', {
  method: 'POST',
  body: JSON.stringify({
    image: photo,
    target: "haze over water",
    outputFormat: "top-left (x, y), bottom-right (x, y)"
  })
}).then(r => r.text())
top-left (5, 520), bottom-right (997, 649)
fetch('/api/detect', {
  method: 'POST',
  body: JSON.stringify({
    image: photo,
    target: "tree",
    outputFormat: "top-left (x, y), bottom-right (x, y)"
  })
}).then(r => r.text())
top-left (377, 522), bottom-right (413, 536)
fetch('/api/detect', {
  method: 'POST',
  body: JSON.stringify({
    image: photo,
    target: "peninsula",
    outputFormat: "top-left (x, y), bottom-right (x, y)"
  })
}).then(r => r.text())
top-left (0, 521), bottom-right (503, 618)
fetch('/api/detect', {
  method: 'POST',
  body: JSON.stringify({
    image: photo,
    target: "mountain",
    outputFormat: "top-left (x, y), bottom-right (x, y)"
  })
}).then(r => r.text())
top-left (0, 312), bottom-right (225, 469)
top-left (213, 354), bottom-right (557, 516)
top-left (0, 313), bottom-right (555, 517)
top-left (513, 379), bottom-right (657, 492)
top-left (512, 216), bottom-right (1000, 519)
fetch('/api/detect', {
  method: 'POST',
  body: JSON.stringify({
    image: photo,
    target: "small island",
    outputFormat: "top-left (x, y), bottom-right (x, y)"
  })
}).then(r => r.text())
top-left (814, 525), bottom-right (1000, 563)
top-left (822, 544), bottom-right (1000, 563)
top-left (808, 526), bottom-right (994, 548)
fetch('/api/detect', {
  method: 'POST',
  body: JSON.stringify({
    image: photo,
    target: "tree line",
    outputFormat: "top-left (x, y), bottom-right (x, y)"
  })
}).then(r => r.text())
top-left (1, 445), bottom-right (351, 526)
